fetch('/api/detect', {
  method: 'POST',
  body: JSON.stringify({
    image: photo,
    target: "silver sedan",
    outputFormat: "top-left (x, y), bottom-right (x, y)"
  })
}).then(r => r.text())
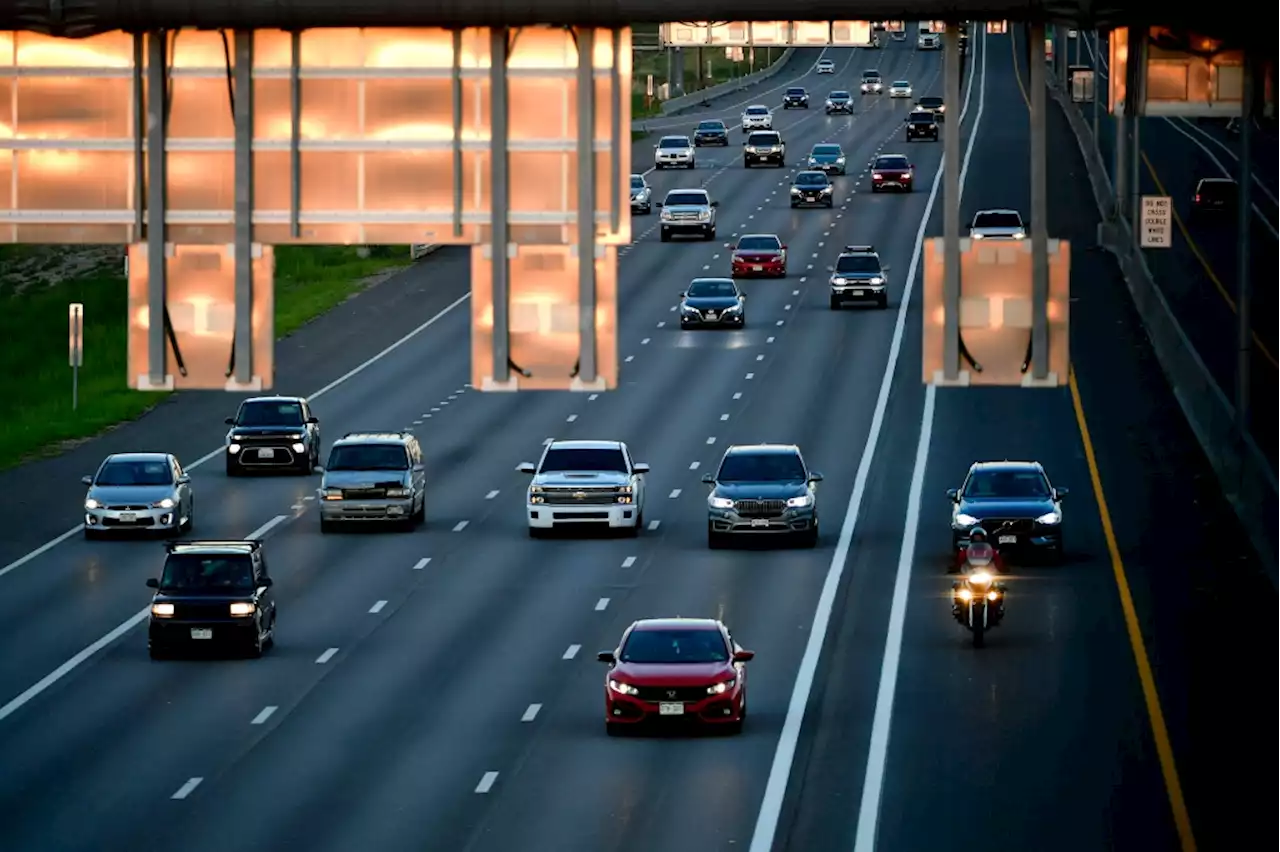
top-left (82, 452), bottom-right (194, 538)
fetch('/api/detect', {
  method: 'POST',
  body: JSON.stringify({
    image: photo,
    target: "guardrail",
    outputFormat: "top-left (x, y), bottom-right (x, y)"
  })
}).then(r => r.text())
top-left (633, 47), bottom-right (797, 127)
top-left (1050, 81), bottom-right (1279, 580)
top-left (410, 244), bottom-right (442, 260)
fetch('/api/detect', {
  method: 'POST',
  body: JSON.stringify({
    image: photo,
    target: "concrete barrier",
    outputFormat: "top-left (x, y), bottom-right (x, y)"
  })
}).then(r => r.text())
top-left (631, 47), bottom-right (798, 129)
top-left (410, 244), bottom-right (442, 260)
top-left (1050, 82), bottom-right (1279, 581)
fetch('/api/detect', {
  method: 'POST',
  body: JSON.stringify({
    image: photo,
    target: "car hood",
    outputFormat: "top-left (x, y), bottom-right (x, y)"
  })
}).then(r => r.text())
top-left (322, 470), bottom-right (409, 488)
top-left (957, 498), bottom-right (1055, 519)
top-left (793, 183), bottom-right (831, 191)
top-left (784, 93), bottom-right (808, 99)
top-left (971, 226), bottom-right (1025, 238)
top-left (87, 484), bottom-right (174, 503)
top-left (229, 425), bottom-right (305, 437)
top-left (658, 147), bottom-right (693, 154)
top-left (533, 470), bottom-right (629, 487)
top-left (831, 271), bottom-right (882, 281)
top-left (152, 591), bottom-right (251, 605)
top-left (612, 661), bottom-right (734, 685)
top-left (733, 249), bottom-right (783, 258)
top-left (664, 204), bottom-right (709, 214)
top-left (683, 296), bottom-right (741, 310)
top-left (630, 186), bottom-right (650, 197)
top-left (696, 127), bottom-right (727, 134)
top-left (828, 96), bottom-right (850, 102)
top-left (714, 481), bottom-right (808, 499)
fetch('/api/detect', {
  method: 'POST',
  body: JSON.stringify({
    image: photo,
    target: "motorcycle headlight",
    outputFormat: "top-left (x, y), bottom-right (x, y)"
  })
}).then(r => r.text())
top-left (957, 588), bottom-right (973, 601)
top-left (1036, 510), bottom-right (1061, 525)
top-left (153, 497), bottom-right (175, 509)
top-left (707, 678), bottom-right (736, 695)
top-left (786, 494), bottom-right (814, 508)
top-left (968, 571), bottom-right (993, 587)
top-left (85, 498), bottom-right (101, 509)
top-left (986, 590), bottom-right (1000, 601)
top-left (709, 496), bottom-right (734, 509)
top-left (954, 513), bottom-right (979, 527)
top-left (609, 679), bottom-right (639, 696)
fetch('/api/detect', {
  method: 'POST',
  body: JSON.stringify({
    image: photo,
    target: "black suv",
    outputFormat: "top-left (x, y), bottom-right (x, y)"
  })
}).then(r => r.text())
top-left (905, 110), bottom-right (939, 141)
top-left (743, 131), bottom-right (786, 167)
top-left (703, 444), bottom-right (821, 548)
top-left (790, 171), bottom-right (834, 208)
top-left (225, 395), bottom-right (321, 475)
top-left (146, 540), bottom-right (278, 658)
top-left (915, 95), bottom-right (945, 121)
top-left (782, 87), bottom-right (810, 108)
top-left (693, 119), bottom-right (729, 146)
top-left (948, 461), bottom-right (1067, 563)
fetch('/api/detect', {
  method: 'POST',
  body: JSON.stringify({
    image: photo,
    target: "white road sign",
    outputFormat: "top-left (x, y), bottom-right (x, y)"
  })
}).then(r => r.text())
top-left (1140, 196), bottom-right (1173, 248)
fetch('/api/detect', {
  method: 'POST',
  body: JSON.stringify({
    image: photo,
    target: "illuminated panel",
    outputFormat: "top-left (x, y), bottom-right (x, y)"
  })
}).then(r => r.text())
top-left (662, 23), bottom-right (712, 46)
top-left (1109, 27), bottom-right (1251, 117)
top-left (471, 244), bottom-right (617, 391)
top-left (127, 243), bottom-right (275, 390)
top-left (921, 238), bottom-right (1070, 387)
top-left (829, 22), bottom-right (872, 47)
top-left (792, 23), bottom-right (835, 45)
top-left (707, 23), bottom-right (751, 46)
top-left (986, 21), bottom-right (1008, 35)
top-left (750, 23), bottom-right (788, 46)
top-left (887, 22), bottom-right (906, 33)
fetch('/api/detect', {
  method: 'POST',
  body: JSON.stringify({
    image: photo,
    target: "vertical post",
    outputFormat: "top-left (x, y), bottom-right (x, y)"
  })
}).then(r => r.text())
top-left (1235, 52), bottom-right (1255, 440)
top-left (145, 30), bottom-right (168, 389)
top-left (610, 28), bottom-right (622, 235)
top-left (232, 30), bottom-right (255, 387)
top-left (289, 30), bottom-right (301, 239)
top-left (1091, 31), bottom-right (1100, 151)
top-left (1074, 28), bottom-right (1081, 66)
top-left (132, 34), bottom-right (145, 241)
top-left (673, 47), bottom-right (685, 96)
top-left (577, 27), bottom-right (599, 385)
top-left (69, 303), bottom-right (83, 411)
top-left (1029, 20), bottom-right (1049, 380)
top-left (490, 27), bottom-right (511, 384)
top-left (1113, 32), bottom-right (1128, 223)
top-left (451, 29), bottom-right (463, 238)
top-left (1127, 33), bottom-right (1145, 236)
top-left (941, 22), bottom-right (961, 379)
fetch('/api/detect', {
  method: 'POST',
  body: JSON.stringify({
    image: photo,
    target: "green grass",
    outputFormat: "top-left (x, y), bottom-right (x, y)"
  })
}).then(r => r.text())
top-left (632, 44), bottom-right (786, 109)
top-left (0, 245), bottom-right (409, 471)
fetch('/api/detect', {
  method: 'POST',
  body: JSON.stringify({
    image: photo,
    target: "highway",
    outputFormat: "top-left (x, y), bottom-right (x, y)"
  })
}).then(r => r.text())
top-left (0, 31), bottom-right (1274, 852)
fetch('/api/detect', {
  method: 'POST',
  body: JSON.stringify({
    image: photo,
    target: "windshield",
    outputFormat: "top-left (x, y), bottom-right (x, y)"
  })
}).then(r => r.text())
top-left (697, 121), bottom-right (724, 131)
top-left (630, 176), bottom-right (644, 189)
top-left (964, 469), bottom-right (1050, 498)
top-left (919, 97), bottom-right (943, 107)
top-left (160, 554), bottom-right (254, 593)
top-left (1199, 181), bottom-right (1237, 200)
top-left (540, 447), bottom-right (628, 473)
top-left (830, 91), bottom-right (850, 99)
top-left (717, 451), bottom-right (806, 482)
top-left (665, 192), bottom-right (708, 207)
top-left (748, 134), bottom-right (779, 145)
top-left (326, 444), bottom-right (409, 471)
top-left (910, 113), bottom-right (934, 122)
top-left (893, 81), bottom-right (910, 87)
top-left (862, 72), bottom-right (880, 80)
top-left (736, 236), bottom-right (781, 251)
top-left (795, 173), bottom-right (828, 186)
top-left (786, 88), bottom-right (805, 95)
top-left (875, 156), bottom-right (909, 170)
top-left (659, 137), bottom-right (688, 148)
top-left (620, 628), bottom-right (729, 663)
top-left (237, 401), bottom-right (303, 426)
top-left (746, 106), bottom-right (768, 115)
top-left (95, 459), bottom-right (172, 486)
top-left (836, 255), bottom-right (881, 274)
top-left (688, 280), bottom-right (738, 298)
top-left (973, 212), bottom-right (1023, 228)
top-left (812, 145), bottom-right (841, 156)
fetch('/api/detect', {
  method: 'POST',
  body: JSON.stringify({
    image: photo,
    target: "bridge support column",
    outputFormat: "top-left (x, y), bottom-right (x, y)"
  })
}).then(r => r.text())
top-left (1127, 34), bottom-right (1145, 236)
top-left (574, 27), bottom-right (602, 391)
top-left (488, 27), bottom-right (513, 388)
top-left (672, 47), bottom-right (685, 96)
top-left (1235, 51), bottom-right (1256, 441)
top-left (941, 22), bottom-right (962, 381)
top-left (1029, 20), bottom-right (1050, 381)
top-left (143, 30), bottom-right (170, 391)
top-left (229, 29), bottom-right (257, 390)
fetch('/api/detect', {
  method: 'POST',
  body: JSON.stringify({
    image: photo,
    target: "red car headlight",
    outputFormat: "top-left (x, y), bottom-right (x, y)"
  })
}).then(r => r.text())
top-left (706, 678), bottom-right (736, 695)
top-left (609, 679), bottom-right (639, 696)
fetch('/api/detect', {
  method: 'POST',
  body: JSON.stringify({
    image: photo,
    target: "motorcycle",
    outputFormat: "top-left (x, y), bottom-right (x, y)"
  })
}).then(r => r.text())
top-left (952, 570), bottom-right (1006, 648)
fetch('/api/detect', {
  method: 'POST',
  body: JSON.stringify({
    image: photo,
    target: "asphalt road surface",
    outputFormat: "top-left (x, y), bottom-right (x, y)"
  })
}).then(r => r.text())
top-left (0, 33), bottom-right (1273, 852)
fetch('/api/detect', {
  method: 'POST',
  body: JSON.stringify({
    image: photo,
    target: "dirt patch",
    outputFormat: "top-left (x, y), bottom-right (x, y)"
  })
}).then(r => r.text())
top-left (0, 245), bottom-right (125, 297)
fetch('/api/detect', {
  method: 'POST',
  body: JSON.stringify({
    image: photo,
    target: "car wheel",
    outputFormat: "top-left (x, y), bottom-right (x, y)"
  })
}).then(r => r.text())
top-left (790, 202), bottom-right (798, 208)
top-left (320, 519), bottom-right (335, 534)
top-left (179, 501), bottom-right (194, 533)
top-left (688, 161), bottom-right (696, 170)
top-left (877, 294), bottom-right (889, 309)
top-left (413, 496), bottom-right (426, 524)
top-left (826, 200), bottom-right (834, 208)
top-left (226, 461), bottom-right (241, 477)
top-left (83, 527), bottom-right (99, 541)
top-left (660, 229), bottom-right (671, 243)
top-left (707, 524), bottom-right (726, 549)
top-left (247, 626), bottom-right (265, 659)
top-left (829, 295), bottom-right (841, 310)
top-left (148, 643), bottom-right (167, 660)
top-left (724, 719), bottom-right (745, 735)
top-left (797, 525), bottom-right (819, 548)
top-left (529, 526), bottom-right (547, 539)
top-left (606, 722), bottom-right (624, 737)
top-left (705, 229), bottom-right (716, 241)
top-left (654, 164), bottom-right (663, 171)
top-left (743, 160), bottom-right (751, 168)
top-left (1048, 539), bottom-right (1065, 565)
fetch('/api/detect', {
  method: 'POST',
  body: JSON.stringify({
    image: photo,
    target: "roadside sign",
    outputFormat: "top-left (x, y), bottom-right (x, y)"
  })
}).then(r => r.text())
top-left (1139, 196), bottom-right (1173, 248)
top-left (68, 302), bottom-right (83, 367)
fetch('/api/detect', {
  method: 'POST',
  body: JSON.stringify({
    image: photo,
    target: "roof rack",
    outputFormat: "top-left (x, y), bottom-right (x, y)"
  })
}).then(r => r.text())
top-left (165, 539), bottom-right (262, 551)
top-left (843, 245), bottom-right (875, 253)
top-left (341, 431), bottom-right (409, 439)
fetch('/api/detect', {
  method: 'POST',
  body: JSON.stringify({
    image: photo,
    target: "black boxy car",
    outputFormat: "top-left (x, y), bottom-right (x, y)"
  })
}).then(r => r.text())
top-left (225, 395), bottom-right (321, 476)
top-left (693, 119), bottom-right (730, 146)
top-left (948, 461), bottom-right (1066, 563)
top-left (782, 87), bottom-right (810, 108)
top-left (905, 110), bottom-right (939, 141)
top-left (146, 540), bottom-right (278, 658)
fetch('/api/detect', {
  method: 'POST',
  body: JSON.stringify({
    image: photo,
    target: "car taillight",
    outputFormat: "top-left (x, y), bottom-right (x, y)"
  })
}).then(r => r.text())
top-left (1194, 194), bottom-right (1201, 203)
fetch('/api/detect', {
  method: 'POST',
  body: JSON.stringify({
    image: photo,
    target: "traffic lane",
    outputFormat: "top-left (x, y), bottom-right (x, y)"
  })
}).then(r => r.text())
top-left (1178, 116), bottom-right (1280, 209)
top-left (1054, 103), bottom-right (1279, 849)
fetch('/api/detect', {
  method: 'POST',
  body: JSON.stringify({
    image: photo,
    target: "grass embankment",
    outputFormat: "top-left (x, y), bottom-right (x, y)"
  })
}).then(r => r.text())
top-left (631, 26), bottom-right (787, 120)
top-left (0, 245), bottom-right (410, 471)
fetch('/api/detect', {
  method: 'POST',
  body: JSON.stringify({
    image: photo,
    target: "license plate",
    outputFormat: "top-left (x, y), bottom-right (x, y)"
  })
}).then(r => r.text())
top-left (190, 628), bottom-right (213, 640)
top-left (751, 518), bottom-right (769, 527)
top-left (119, 512), bottom-right (136, 522)
top-left (752, 265), bottom-right (763, 271)
top-left (659, 702), bottom-right (684, 716)
top-left (998, 535), bottom-right (1017, 544)
top-left (706, 312), bottom-right (718, 319)
top-left (852, 289), bottom-right (865, 296)
top-left (258, 448), bottom-right (275, 459)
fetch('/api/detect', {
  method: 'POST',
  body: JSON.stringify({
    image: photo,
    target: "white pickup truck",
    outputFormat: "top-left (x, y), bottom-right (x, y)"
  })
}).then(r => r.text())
top-left (518, 440), bottom-right (649, 537)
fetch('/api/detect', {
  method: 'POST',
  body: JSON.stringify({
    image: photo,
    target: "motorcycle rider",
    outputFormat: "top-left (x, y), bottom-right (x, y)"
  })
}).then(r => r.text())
top-left (952, 526), bottom-right (1006, 574)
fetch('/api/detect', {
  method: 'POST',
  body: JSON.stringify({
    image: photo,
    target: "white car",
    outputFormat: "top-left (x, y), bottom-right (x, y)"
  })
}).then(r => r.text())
top-left (654, 135), bottom-right (695, 169)
top-left (741, 104), bottom-right (773, 130)
top-left (815, 59), bottom-right (835, 74)
top-left (889, 80), bottom-right (913, 98)
top-left (917, 32), bottom-right (940, 49)
top-left (518, 440), bottom-right (649, 536)
top-left (969, 209), bottom-right (1027, 240)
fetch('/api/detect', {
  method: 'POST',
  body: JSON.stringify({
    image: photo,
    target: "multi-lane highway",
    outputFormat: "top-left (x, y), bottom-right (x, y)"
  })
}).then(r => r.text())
top-left (0, 31), bottom-right (1274, 852)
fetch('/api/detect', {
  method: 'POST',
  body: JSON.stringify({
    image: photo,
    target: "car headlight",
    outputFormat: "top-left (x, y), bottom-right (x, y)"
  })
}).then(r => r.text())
top-left (661, 210), bottom-right (673, 220)
top-left (808, 158), bottom-right (817, 165)
top-left (229, 602), bottom-right (256, 617)
top-left (709, 496), bottom-right (734, 509)
top-left (151, 602), bottom-right (175, 617)
top-left (971, 232), bottom-right (985, 240)
top-left (1013, 231), bottom-right (1026, 239)
top-left (786, 494), bottom-right (814, 508)
top-left (723, 303), bottom-right (742, 314)
top-left (954, 512), bottom-right (979, 526)
top-left (872, 173), bottom-right (883, 179)
top-left (153, 497), bottom-right (175, 509)
top-left (286, 433), bottom-right (302, 440)
top-left (292, 442), bottom-right (306, 453)
top-left (869, 276), bottom-right (884, 285)
top-left (386, 487), bottom-right (410, 498)
top-left (1036, 510), bottom-right (1061, 525)
top-left (609, 679), bottom-right (639, 696)
top-left (790, 187), bottom-right (801, 194)
top-left (821, 186), bottom-right (833, 193)
top-left (322, 488), bottom-right (343, 501)
top-left (698, 211), bottom-right (710, 221)
top-left (832, 277), bottom-right (847, 285)
top-left (825, 101), bottom-right (833, 106)
top-left (85, 498), bottom-right (101, 509)
top-left (228, 443), bottom-right (241, 453)
top-left (707, 678), bottom-right (736, 695)
top-left (836, 156), bottom-right (846, 163)
top-left (681, 304), bottom-right (698, 314)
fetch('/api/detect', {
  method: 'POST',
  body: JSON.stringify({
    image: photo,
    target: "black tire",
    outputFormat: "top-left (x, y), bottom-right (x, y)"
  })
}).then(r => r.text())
top-left (660, 230), bottom-right (671, 243)
top-left (320, 519), bottom-right (336, 534)
top-left (797, 526), bottom-right (819, 548)
top-left (247, 626), bottom-right (265, 659)
top-left (877, 294), bottom-right (889, 310)
top-left (972, 614), bottom-right (986, 648)
top-left (790, 202), bottom-right (798, 208)
top-left (707, 525), bottom-right (726, 549)
top-left (744, 160), bottom-right (752, 168)
top-left (529, 526), bottom-right (547, 539)
top-left (413, 495), bottom-right (426, 524)
top-left (83, 527), bottom-right (99, 541)
top-left (148, 643), bottom-right (167, 660)
top-left (226, 461), bottom-right (241, 477)
top-left (704, 230), bottom-right (716, 241)
top-left (179, 500), bottom-right (194, 533)
top-left (724, 719), bottom-right (744, 735)
top-left (829, 295), bottom-right (841, 310)
top-left (825, 200), bottom-right (834, 208)
top-left (606, 722), bottom-right (623, 737)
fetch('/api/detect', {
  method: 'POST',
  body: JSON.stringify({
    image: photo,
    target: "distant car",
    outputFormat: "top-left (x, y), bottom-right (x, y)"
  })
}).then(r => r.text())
top-left (860, 70), bottom-right (883, 93)
top-left (1191, 177), bottom-right (1238, 218)
top-left (870, 154), bottom-right (914, 193)
top-left (829, 245), bottom-right (889, 310)
top-left (915, 95), bottom-right (945, 120)
top-left (82, 452), bottom-right (194, 539)
top-left (741, 104), bottom-right (773, 130)
top-left (889, 79), bottom-right (913, 98)
top-left (790, 170), bottom-right (835, 207)
top-left (743, 130), bottom-right (786, 167)
top-left (224, 395), bottom-right (321, 476)
top-left (703, 443), bottom-right (821, 548)
top-left (146, 539), bottom-right (277, 659)
top-left (948, 460), bottom-right (1066, 563)
top-left (825, 90), bottom-right (853, 114)
top-left (807, 143), bottom-right (847, 175)
top-left (597, 617), bottom-right (753, 735)
top-left (891, 29), bottom-right (907, 41)
top-left (731, 233), bottom-right (787, 278)
top-left (658, 187), bottom-right (718, 241)
top-left (918, 30), bottom-right (940, 49)
top-left (317, 431), bottom-right (427, 532)
top-left (518, 439), bottom-right (648, 536)
top-left (679, 277), bottom-right (747, 328)
top-left (782, 87), bottom-right (810, 108)
top-left (630, 173), bottom-right (652, 214)
top-left (969, 209), bottom-right (1026, 240)
top-left (693, 119), bottom-right (729, 147)
top-left (816, 58), bottom-right (836, 74)
top-left (905, 109), bottom-right (940, 141)
top-left (654, 134), bottom-right (695, 169)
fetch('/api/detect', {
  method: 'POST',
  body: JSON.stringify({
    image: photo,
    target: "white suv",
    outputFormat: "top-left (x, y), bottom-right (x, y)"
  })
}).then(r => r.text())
top-left (518, 440), bottom-right (649, 537)
top-left (654, 135), bottom-right (695, 169)
top-left (816, 59), bottom-right (836, 73)
top-left (741, 104), bottom-right (773, 130)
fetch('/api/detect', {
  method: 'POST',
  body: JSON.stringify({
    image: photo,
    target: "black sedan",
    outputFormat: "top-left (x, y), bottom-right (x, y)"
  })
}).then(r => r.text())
top-left (782, 87), bottom-right (810, 108)
top-left (694, 119), bottom-right (730, 146)
top-left (790, 171), bottom-right (835, 208)
top-left (678, 278), bottom-right (746, 328)
top-left (948, 460), bottom-right (1067, 563)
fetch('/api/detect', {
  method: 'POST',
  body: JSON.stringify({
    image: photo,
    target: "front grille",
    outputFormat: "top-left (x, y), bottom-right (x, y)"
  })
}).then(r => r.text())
top-left (542, 487), bottom-right (622, 506)
top-left (670, 212), bottom-right (703, 221)
top-left (174, 602), bottom-right (234, 620)
top-left (105, 504), bottom-right (149, 511)
top-left (102, 515), bottom-right (157, 527)
top-left (734, 499), bottom-right (787, 517)
top-left (240, 446), bottom-right (296, 465)
top-left (738, 254), bottom-right (777, 263)
top-left (342, 487), bottom-right (387, 500)
top-left (634, 685), bottom-right (709, 702)
top-left (985, 518), bottom-right (1034, 535)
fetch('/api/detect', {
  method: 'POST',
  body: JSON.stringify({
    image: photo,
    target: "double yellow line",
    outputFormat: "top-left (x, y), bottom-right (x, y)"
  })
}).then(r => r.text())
top-left (1007, 28), bottom-right (1199, 852)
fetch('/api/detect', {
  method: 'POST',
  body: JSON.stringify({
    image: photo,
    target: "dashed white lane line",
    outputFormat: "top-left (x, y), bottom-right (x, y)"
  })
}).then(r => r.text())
top-left (475, 772), bottom-right (500, 794)
top-left (657, 321), bottom-right (666, 328)
top-left (521, 704), bottom-right (542, 722)
top-left (171, 778), bottom-right (203, 800)
top-left (784, 304), bottom-right (792, 310)
top-left (303, 495), bottom-right (315, 501)
top-left (485, 490), bottom-right (499, 500)
top-left (448, 394), bottom-right (458, 400)
top-left (766, 336), bottom-right (775, 343)
top-left (413, 557), bottom-right (431, 570)
top-left (720, 413), bottom-right (730, 421)
top-left (251, 706), bottom-right (278, 725)
top-left (648, 519), bottom-right (661, 531)
top-left (412, 419), bottom-right (423, 425)
top-left (641, 338), bottom-right (651, 345)
top-left (431, 407), bottom-right (441, 412)
top-left (622, 556), bottom-right (637, 568)
top-left (818, 241), bottom-right (825, 247)
top-left (746, 372), bottom-right (755, 379)
top-left (562, 644), bottom-right (581, 660)
top-left (625, 355), bottom-right (635, 362)
top-left (452, 520), bottom-right (469, 532)
top-left (757, 354), bottom-right (766, 360)
top-left (706, 436), bottom-right (717, 444)
top-left (690, 461), bottom-right (701, 470)
top-left (793, 289), bottom-right (801, 295)
top-left (806, 263), bottom-right (813, 270)
top-left (440, 401), bottom-right (449, 406)
top-left (703, 264), bottom-right (711, 270)
top-left (733, 392), bottom-right (743, 399)
top-left (315, 647), bottom-right (339, 664)
top-left (566, 414), bottom-right (578, 422)
top-left (810, 252), bottom-right (818, 258)
top-left (291, 502), bottom-right (304, 511)
top-left (669, 305), bottom-right (677, 312)
top-left (588, 393), bottom-right (599, 401)
top-left (595, 597), bottom-right (611, 611)
top-left (668, 488), bottom-right (682, 499)
top-left (369, 600), bottom-right (388, 614)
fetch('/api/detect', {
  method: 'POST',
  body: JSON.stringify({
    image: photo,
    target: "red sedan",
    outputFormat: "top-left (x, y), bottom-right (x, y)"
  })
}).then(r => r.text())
top-left (870, 153), bottom-right (915, 193)
top-left (730, 234), bottom-right (787, 278)
top-left (597, 617), bottom-right (753, 735)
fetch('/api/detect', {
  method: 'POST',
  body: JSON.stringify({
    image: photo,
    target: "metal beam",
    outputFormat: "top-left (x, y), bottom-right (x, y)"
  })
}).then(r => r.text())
top-left (132, 33), bottom-right (145, 241)
top-left (1127, 33), bottom-right (1145, 235)
top-left (1029, 20), bottom-right (1049, 380)
top-left (289, 30), bottom-right (301, 239)
top-left (941, 22), bottom-right (961, 380)
top-left (609, 28), bottom-right (622, 236)
top-left (232, 29), bottom-right (255, 387)
top-left (489, 27), bottom-right (511, 384)
top-left (576, 26), bottom-right (599, 386)
top-left (1236, 51), bottom-right (1254, 442)
top-left (145, 30), bottom-right (169, 389)
top-left (451, 28), bottom-right (464, 238)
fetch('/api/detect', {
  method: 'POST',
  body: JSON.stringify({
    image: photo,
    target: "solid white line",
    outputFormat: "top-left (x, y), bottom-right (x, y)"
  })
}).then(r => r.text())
top-left (412, 557), bottom-right (431, 570)
top-left (595, 597), bottom-right (610, 611)
top-left (485, 490), bottom-right (499, 500)
top-left (622, 556), bottom-right (637, 568)
top-left (475, 771), bottom-right (499, 793)
top-left (247, 515), bottom-right (287, 541)
top-left (369, 600), bottom-right (388, 614)
top-left (315, 647), bottom-right (339, 664)
top-left (747, 30), bottom-right (987, 852)
top-left (648, 520), bottom-right (661, 531)
top-left (171, 777), bottom-right (203, 800)
top-left (251, 706), bottom-right (278, 725)
top-left (521, 703), bottom-right (542, 722)
top-left (452, 520), bottom-right (469, 532)
top-left (0, 290), bottom-right (473, 580)
top-left (562, 644), bottom-right (581, 660)
top-left (668, 489), bottom-right (682, 498)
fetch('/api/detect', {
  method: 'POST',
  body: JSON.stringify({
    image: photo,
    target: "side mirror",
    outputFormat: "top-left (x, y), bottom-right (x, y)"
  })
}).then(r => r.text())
top-left (710, 200), bottom-right (720, 207)
top-left (679, 291), bottom-right (686, 298)
top-left (654, 202), bottom-right (663, 208)
top-left (306, 416), bottom-right (319, 425)
top-left (946, 488), bottom-right (959, 502)
top-left (516, 462), bottom-right (537, 474)
top-left (145, 578), bottom-right (159, 588)
top-left (176, 474), bottom-right (191, 485)
top-left (633, 463), bottom-right (651, 474)
top-left (596, 651), bottom-right (616, 664)
top-left (733, 649), bottom-right (755, 662)
top-left (224, 417), bottom-right (236, 425)
top-left (741, 141), bottom-right (747, 146)
top-left (1055, 487), bottom-right (1069, 500)
top-left (701, 472), bottom-right (715, 484)
top-left (259, 577), bottom-right (274, 587)
top-left (809, 472), bottom-right (824, 482)
top-left (81, 475), bottom-right (93, 486)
